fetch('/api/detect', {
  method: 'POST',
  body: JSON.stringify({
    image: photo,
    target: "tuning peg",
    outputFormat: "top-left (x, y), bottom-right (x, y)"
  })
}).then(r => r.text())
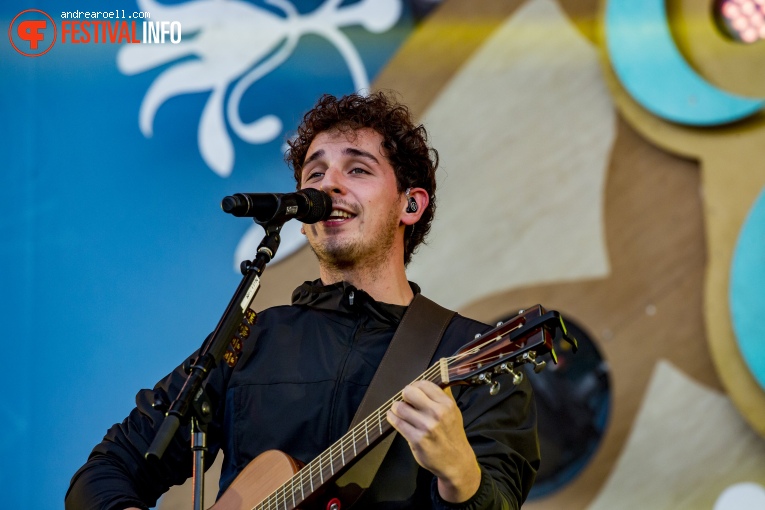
top-left (477, 372), bottom-right (501, 395)
top-left (472, 372), bottom-right (494, 389)
top-left (523, 351), bottom-right (547, 373)
top-left (498, 362), bottom-right (524, 385)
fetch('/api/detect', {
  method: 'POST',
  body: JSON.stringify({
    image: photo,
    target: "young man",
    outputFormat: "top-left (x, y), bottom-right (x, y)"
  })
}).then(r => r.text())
top-left (66, 92), bottom-right (540, 509)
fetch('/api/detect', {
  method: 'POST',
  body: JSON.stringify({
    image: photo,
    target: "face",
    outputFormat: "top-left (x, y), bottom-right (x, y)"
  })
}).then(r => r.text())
top-left (299, 128), bottom-right (407, 269)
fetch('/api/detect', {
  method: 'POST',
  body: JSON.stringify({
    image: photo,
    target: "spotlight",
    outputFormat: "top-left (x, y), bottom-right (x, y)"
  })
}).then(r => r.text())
top-left (715, 0), bottom-right (765, 44)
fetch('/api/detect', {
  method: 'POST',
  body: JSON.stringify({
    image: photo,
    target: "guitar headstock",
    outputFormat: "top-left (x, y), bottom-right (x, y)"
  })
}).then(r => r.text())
top-left (445, 305), bottom-right (577, 394)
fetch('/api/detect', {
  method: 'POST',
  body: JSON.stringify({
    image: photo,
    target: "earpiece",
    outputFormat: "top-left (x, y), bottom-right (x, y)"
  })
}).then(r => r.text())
top-left (405, 188), bottom-right (418, 213)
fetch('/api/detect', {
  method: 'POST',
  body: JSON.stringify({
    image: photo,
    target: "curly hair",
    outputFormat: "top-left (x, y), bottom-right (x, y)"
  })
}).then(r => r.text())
top-left (285, 91), bottom-right (439, 266)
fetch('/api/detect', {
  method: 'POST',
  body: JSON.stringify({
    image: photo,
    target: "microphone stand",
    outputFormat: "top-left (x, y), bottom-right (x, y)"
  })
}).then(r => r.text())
top-left (145, 220), bottom-right (283, 510)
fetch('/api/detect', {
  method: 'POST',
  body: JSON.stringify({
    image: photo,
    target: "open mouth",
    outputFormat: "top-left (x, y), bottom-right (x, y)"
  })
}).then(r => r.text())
top-left (324, 208), bottom-right (356, 224)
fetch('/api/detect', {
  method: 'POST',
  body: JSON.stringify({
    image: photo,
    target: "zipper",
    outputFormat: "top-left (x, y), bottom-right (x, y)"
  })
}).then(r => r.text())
top-left (327, 313), bottom-right (365, 442)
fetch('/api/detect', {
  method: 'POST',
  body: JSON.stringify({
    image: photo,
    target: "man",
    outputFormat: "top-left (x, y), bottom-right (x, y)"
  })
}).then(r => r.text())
top-left (66, 92), bottom-right (540, 509)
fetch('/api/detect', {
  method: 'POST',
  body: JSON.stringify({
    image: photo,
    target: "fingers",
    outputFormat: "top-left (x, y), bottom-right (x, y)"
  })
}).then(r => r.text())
top-left (386, 381), bottom-right (475, 486)
top-left (386, 406), bottom-right (420, 440)
top-left (387, 381), bottom-right (457, 438)
top-left (388, 397), bottom-right (433, 435)
top-left (401, 381), bottom-right (452, 409)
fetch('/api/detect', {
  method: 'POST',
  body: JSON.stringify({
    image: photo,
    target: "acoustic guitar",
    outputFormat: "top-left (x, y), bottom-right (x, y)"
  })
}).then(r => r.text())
top-left (210, 305), bottom-right (576, 510)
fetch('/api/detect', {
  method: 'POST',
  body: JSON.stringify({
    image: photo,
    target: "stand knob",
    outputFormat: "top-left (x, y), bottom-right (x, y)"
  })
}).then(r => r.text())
top-left (152, 392), bottom-right (169, 413)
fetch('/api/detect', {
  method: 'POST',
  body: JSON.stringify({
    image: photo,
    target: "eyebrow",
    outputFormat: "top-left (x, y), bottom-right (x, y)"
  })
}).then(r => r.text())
top-left (302, 146), bottom-right (381, 170)
top-left (343, 147), bottom-right (380, 164)
top-left (303, 149), bottom-right (325, 168)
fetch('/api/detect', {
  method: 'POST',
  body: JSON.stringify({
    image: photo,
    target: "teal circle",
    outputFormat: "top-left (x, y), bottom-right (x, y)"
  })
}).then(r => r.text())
top-left (730, 186), bottom-right (765, 391)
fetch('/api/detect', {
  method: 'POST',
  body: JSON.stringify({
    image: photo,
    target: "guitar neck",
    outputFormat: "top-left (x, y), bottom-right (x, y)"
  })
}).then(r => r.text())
top-left (254, 360), bottom-right (449, 510)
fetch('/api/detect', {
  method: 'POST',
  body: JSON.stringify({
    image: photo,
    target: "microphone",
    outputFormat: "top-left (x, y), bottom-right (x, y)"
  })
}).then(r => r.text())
top-left (221, 188), bottom-right (332, 224)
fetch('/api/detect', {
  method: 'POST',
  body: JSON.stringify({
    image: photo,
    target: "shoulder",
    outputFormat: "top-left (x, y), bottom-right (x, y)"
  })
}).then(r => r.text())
top-left (448, 312), bottom-right (491, 333)
top-left (420, 298), bottom-right (492, 358)
top-left (234, 304), bottom-right (320, 361)
top-left (415, 294), bottom-right (489, 333)
top-left (255, 303), bottom-right (307, 320)
top-left (251, 303), bottom-right (341, 329)
top-left (443, 313), bottom-right (490, 345)
top-left (413, 294), bottom-right (490, 346)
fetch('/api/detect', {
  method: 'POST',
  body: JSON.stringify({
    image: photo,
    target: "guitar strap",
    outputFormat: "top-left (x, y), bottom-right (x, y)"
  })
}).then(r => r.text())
top-left (338, 293), bottom-right (456, 491)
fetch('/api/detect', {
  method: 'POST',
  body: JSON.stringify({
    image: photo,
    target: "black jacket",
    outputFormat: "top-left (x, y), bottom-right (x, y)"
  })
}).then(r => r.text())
top-left (66, 280), bottom-right (540, 509)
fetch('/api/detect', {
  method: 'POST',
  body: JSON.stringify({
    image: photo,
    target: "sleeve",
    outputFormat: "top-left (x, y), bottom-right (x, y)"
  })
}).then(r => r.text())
top-left (431, 366), bottom-right (540, 510)
top-left (65, 350), bottom-right (230, 510)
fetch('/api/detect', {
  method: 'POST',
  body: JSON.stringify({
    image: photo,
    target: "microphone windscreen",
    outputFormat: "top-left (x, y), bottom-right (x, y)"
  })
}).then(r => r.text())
top-left (300, 188), bottom-right (332, 223)
top-left (221, 195), bottom-right (242, 214)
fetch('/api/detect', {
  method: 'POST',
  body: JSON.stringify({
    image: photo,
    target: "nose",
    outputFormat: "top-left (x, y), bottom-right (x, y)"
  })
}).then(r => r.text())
top-left (319, 167), bottom-right (347, 196)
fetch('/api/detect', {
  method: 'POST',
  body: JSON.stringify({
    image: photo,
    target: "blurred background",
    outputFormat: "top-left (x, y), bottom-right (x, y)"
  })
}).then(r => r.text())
top-left (2, 0), bottom-right (765, 508)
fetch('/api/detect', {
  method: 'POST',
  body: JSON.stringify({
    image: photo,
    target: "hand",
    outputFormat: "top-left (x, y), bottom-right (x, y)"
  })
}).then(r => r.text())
top-left (386, 381), bottom-right (481, 503)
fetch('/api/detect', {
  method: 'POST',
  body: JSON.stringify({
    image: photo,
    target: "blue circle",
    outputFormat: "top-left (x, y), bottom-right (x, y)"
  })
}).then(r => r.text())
top-left (730, 186), bottom-right (765, 391)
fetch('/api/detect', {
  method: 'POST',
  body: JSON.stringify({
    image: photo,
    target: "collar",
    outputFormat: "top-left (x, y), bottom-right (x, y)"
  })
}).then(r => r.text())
top-left (291, 279), bottom-right (421, 326)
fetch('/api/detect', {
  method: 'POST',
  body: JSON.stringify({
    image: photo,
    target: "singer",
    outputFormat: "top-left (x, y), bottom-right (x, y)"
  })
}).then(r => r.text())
top-left (66, 92), bottom-right (539, 510)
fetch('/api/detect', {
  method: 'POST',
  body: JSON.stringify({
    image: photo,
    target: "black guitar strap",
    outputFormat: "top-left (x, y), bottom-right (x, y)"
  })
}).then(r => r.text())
top-left (338, 293), bottom-right (456, 491)
top-left (350, 293), bottom-right (455, 426)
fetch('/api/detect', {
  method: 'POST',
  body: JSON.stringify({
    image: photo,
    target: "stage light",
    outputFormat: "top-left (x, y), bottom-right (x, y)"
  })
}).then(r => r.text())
top-left (715, 0), bottom-right (765, 43)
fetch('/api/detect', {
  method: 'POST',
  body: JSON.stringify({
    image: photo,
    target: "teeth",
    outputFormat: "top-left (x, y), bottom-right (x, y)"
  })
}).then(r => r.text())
top-left (329, 209), bottom-right (353, 219)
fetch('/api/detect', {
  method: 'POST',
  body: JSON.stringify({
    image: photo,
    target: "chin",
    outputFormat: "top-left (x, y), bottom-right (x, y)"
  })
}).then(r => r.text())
top-left (309, 239), bottom-right (360, 267)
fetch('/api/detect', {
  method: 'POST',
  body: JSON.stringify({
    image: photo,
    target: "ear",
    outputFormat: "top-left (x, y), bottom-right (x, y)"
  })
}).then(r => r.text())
top-left (401, 187), bottom-right (429, 227)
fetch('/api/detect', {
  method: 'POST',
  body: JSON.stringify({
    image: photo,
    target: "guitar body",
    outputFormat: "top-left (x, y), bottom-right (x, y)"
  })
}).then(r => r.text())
top-left (209, 450), bottom-right (301, 510)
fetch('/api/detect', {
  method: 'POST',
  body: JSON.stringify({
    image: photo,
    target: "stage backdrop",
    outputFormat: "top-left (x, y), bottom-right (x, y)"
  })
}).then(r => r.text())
top-left (4, 1), bottom-right (765, 510)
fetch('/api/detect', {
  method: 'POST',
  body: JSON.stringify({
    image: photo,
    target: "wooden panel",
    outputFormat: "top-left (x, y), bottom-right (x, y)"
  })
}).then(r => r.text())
top-left (405, 0), bottom-right (614, 310)
top-left (588, 361), bottom-right (765, 510)
top-left (374, 0), bottom-right (526, 118)
top-left (598, 6), bottom-right (765, 439)
top-left (464, 115), bottom-right (716, 510)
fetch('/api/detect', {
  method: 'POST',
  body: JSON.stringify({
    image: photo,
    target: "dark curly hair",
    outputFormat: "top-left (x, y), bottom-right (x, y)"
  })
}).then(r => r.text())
top-left (286, 91), bottom-right (438, 266)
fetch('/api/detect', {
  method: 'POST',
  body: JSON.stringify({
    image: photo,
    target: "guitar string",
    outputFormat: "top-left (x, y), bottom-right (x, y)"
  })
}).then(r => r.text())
top-left (254, 342), bottom-right (509, 510)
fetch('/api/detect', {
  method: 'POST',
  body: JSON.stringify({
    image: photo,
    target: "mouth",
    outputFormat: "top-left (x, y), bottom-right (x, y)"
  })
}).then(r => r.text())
top-left (323, 207), bottom-right (357, 225)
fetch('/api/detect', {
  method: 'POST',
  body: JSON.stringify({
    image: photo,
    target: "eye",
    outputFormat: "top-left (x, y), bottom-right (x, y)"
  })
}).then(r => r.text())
top-left (350, 167), bottom-right (369, 175)
top-left (304, 171), bottom-right (324, 182)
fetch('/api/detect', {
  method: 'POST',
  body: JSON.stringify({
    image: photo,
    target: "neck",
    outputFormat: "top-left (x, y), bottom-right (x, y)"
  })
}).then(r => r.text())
top-left (318, 253), bottom-right (413, 306)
